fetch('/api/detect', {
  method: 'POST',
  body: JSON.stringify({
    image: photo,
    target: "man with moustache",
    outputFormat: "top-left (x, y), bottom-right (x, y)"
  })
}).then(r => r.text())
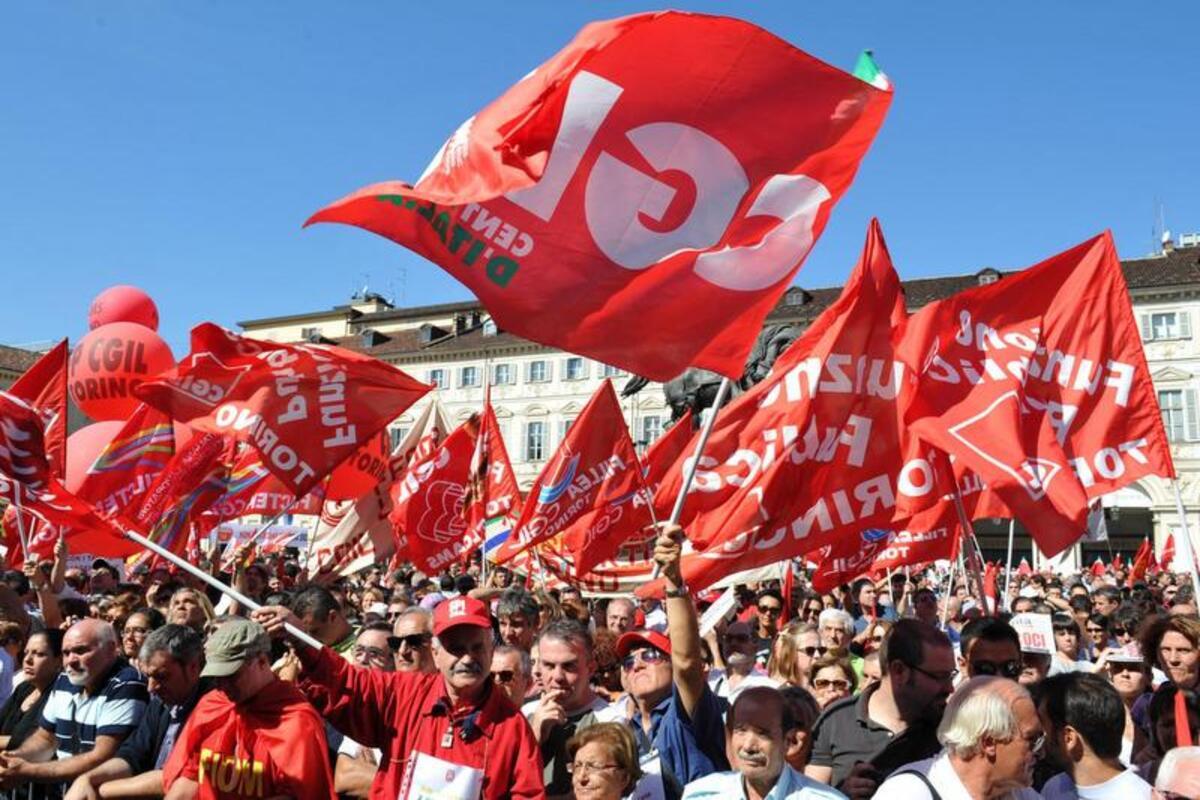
top-left (252, 594), bottom-right (544, 799)
top-left (682, 686), bottom-right (845, 800)
top-left (0, 619), bottom-right (148, 794)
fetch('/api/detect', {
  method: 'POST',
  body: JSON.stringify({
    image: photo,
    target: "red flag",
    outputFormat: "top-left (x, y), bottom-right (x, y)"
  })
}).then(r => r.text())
top-left (74, 403), bottom-right (176, 518)
top-left (1127, 537), bottom-right (1152, 587)
top-left (645, 221), bottom-right (946, 592)
top-left (391, 417), bottom-right (480, 574)
top-left (307, 12), bottom-right (892, 382)
top-left (983, 561), bottom-right (999, 615)
top-left (9, 341), bottom-right (68, 478)
top-left (1161, 533), bottom-right (1176, 571)
top-left (899, 232), bottom-right (1175, 558)
top-left (1091, 557), bottom-right (1106, 578)
top-left (465, 396), bottom-right (522, 550)
top-left (492, 381), bottom-right (648, 574)
top-left (1017, 557), bottom-right (1033, 577)
top-left (0, 392), bottom-right (127, 555)
top-left (134, 323), bottom-right (431, 498)
top-left (205, 448), bottom-right (325, 521)
top-left (126, 433), bottom-right (233, 556)
top-left (1113, 553), bottom-right (1125, 572)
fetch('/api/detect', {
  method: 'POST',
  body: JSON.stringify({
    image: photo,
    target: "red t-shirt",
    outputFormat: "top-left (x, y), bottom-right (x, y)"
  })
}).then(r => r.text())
top-left (163, 679), bottom-right (336, 799)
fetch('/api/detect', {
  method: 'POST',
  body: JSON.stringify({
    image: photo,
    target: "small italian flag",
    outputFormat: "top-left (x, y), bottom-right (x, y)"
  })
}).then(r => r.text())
top-left (853, 50), bottom-right (891, 91)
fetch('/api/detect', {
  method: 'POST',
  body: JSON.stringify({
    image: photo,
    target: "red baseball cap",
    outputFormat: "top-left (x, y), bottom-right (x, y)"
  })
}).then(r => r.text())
top-left (616, 629), bottom-right (672, 659)
top-left (432, 596), bottom-right (493, 636)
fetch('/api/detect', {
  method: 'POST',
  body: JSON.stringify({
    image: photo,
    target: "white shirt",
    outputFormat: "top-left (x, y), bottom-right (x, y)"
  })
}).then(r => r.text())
top-left (682, 764), bottom-right (847, 800)
top-left (873, 753), bottom-right (1041, 800)
top-left (1039, 769), bottom-right (1151, 800)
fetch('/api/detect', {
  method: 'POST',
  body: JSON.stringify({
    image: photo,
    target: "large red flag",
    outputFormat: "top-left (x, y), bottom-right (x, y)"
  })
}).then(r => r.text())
top-left (1161, 533), bottom-right (1177, 571)
top-left (465, 396), bottom-right (522, 554)
top-left (74, 404), bottom-right (176, 518)
top-left (492, 381), bottom-right (648, 570)
top-left (127, 433), bottom-right (233, 556)
top-left (643, 221), bottom-right (945, 593)
top-left (899, 232), bottom-right (1175, 557)
top-left (307, 12), bottom-right (892, 382)
top-left (9, 340), bottom-right (68, 478)
top-left (134, 323), bottom-right (431, 498)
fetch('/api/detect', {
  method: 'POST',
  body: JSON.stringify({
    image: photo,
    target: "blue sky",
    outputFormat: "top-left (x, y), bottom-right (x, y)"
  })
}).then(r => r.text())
top-left (2, 2), bottom-right (1196, 357)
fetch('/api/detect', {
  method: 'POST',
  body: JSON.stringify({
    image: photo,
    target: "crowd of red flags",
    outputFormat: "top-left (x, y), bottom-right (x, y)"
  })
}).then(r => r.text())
top-left (0, 11), bottom-right (1183, 597)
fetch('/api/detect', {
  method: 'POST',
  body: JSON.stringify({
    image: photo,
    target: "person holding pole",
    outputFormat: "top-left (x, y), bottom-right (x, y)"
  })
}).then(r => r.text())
top-left (250, 594), bottom-right (545, 799)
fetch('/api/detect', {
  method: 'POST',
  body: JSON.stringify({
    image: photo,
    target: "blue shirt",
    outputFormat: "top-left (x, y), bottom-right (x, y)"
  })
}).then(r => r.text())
top-left (628, 683), bottom-right (728, 800)
top-left (40, 660), bottom-right (147, 759)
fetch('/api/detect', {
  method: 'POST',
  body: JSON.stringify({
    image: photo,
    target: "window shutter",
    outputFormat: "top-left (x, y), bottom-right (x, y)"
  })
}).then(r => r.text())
top-left (1186, 389), bottom-right (1199, 441)
top-left (1182, 312), bottom-right (1193, 339)
top-left (1140, 314), bottom-right (1153, 341)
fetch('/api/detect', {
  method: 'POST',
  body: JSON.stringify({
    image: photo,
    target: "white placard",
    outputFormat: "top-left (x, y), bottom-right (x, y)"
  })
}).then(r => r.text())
top-left (1010, 612), bottom-right (1054, 655)
top-left (698, 586), bottom-right (738, 638)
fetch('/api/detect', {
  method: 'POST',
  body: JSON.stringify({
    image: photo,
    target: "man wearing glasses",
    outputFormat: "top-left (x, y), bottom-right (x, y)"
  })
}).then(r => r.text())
top-left (806, 619), bottom-right (954, 799)
top-left (391, 607), bottom-right (435, 674)
top-left (333, 622), bottom-right (397, 799)
top-left (491, 644), bottom-right (532, 707)
top-left (252, 594), bottom-right (543, 799)
top-left (614, 523), bottom-right (730, 800)
top-left (873, 677), bottom-right (1043, 800)
top-left (958, 618), bottom-right (1023, 681)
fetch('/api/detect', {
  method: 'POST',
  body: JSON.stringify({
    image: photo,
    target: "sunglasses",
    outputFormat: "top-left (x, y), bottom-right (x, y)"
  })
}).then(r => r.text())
top-left (492, 669), bottom-right (517, 683)
top-left (813, 678), bottom-right (850, 691)
top-left (971, 660), bottom-right (1022, 679)
top-left (1086, 626), bottom-right (1106, 634)
top-left (757, 605), bottom-right (783, 615)
top-left (1108, 661), bottom-right (1146, 674)
top-left (621, 648), bottom-right (668, 671)
top-left (1110, 627), bottom-right (1130, 637)
top-left (802, 646), bottom-right (828, 657)
top-left (388, 633), bottom-right (431, 650)
top-left (725, 632), bottom-right (751, 643)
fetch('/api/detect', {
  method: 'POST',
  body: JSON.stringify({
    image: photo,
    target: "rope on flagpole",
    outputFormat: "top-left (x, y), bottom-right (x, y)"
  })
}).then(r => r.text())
top-left (124, 528), bottom-right (322, 649)
top-left (652, 376), bottom-right (734, 579)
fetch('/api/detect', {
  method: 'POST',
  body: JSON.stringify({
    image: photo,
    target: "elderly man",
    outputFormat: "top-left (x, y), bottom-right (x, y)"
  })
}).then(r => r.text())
top-left (350, 622), bottom-right (396, 674)
top-left (491, 644), bottom-right (532, 707)
top-left (525, 619), bottom-right (609, 799)
top-left (163, 618), bottom-right (335, 799)
top-left (496, 588), bottom-right (541, 652)
top-left (0, 619), bottom-right (148, 794)
top-left (710, 620), bottom-right (777, 701)
top-left (806, 619), bottom-right (955, 799)
top-left (253, 594), bottom-right (543, 799)
top-left (65, 624), bottom-right (207, 800)
top-left (606, 598), bottom-right (636, 634)
top-left (816, 609), bottom-right (854, 652)
top-left (682, 686), bottom-right (845, 800)
top-left (391, 606), bottom-right (435, 673)
top-left (1155, 746), bottom-right (1200, 799)
top-left (614, 523), bottom-right (729, 800)
top-left (874, 677), bottom-right (1042, 800)
top-left (335, 625), bottom-right (400, 799)
top-left (1037, 672), bottom-right (1151, 799)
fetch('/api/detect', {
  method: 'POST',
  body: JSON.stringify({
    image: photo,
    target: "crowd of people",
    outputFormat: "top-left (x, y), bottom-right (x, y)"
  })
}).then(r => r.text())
top-left (0, 525), bottom-right (1194, 799)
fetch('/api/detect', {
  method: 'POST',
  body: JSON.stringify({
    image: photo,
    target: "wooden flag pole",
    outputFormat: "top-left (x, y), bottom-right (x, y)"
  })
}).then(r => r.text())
top-left (652, 376), bottom-right (734, 579)
top-left (124, 528), bottom-right (322, 650)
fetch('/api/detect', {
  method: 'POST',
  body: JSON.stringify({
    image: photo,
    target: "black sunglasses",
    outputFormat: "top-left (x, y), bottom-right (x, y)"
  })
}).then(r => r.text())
top-left (492, 669), bottom-right (517, 683)
top-left (802, 646), bottom-right (828, 657)
top-left (389, 633), bottom-right (431, 650)
top-left (970, 660), bottom-right (1022, 679)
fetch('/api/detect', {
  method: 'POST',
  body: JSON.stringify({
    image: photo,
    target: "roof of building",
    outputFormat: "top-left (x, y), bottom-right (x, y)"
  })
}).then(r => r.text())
top-left (0, 344), bottom-right (38, 374)
top-left (254, 246), bottom-right (1200, 362)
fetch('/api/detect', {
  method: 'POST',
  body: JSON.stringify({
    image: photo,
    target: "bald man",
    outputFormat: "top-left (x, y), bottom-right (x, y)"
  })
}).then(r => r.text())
top-left (0, 619), bottom-right (148, 794)
top-left (606, 598), bottom-right (636, 634)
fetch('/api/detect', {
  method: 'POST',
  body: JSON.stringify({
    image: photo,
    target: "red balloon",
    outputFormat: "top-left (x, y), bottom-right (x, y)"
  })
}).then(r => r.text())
top-left (88, 285), bottom-right (159, 331)
top-left (325, 430), bottom-right (392, 501)
top-left (64, 421), bottom-right (125, 493)
top-left (69, 322), bottom-right (174, 421)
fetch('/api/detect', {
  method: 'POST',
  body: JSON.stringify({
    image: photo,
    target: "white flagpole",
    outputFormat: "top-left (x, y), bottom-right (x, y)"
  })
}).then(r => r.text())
top-left (123, 528), bottom-right (322, 649)
top-left (1171, 480), bottom-right (1200, 595)
top-left (11, 491), bottom-right (30, 563)
top-left (1004, 518), bottom-right (1016, 607)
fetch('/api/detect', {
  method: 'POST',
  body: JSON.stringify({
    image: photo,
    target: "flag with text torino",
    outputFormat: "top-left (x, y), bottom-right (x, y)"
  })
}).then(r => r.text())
top-left (493, 380), bottom-right (649, 569)
top-left (641, 221), bottom-right (944, 595)
top-left (898, 232), bottom-right (1174, 557)
top-left (306, 11), bottom-right (892, 382)
top-left (134, 323), bottom-right (431, 498)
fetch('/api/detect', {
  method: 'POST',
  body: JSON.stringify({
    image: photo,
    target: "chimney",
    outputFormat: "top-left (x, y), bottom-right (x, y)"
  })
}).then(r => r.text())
top-left (454, 314), bottom-right (468, 334)
top-left (1163, 230), bottom-right (1175, 254)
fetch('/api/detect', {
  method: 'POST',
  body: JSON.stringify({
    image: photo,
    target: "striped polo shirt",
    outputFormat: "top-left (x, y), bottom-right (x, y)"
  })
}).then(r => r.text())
top-left (39, 659), bottom-right (148, 759)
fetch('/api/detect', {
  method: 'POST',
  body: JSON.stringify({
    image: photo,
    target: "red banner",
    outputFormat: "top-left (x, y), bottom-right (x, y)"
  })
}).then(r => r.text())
top-left (464, 397), bottom-right (522, 545)
top-left (307, 12), bottom-right (892, 382)
top-left (9, 340), bottom-right (68, 478)
top-left (75, 404), bottom-right (176, 518)
top-left (135, 323), bottom-right (430, 498)
top-left (493, 381), bottom-right (648, 569)
top-left (899, 232), bottom-right (1174, 557)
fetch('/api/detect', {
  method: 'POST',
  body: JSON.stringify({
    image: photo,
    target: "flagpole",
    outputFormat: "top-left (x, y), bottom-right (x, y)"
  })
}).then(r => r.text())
top-left (123, 528), bottom-right (322, 649)
top-left (652, 376), bottom-right (734, 579)
top-left (1171, 479), bottom-right (1200, 596)
top-left (479, 357), bottom-right (492, 588)
top-left (941, 543), bottom-right (958, 628)
top-left (1003, 518), bottom-right (1015, 607)
top-left (944, 456), bottom-right (987, 613)
top-left (10, 492), bottom-right (30, 563)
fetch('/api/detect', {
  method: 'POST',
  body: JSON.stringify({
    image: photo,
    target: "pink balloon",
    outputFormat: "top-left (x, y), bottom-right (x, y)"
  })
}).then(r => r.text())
top-left (88, 285), bottom-right (159, 331)
top-left (64, 421), bottom-right (125, 493)
top-left (69, 322), bottom-right (174, 421)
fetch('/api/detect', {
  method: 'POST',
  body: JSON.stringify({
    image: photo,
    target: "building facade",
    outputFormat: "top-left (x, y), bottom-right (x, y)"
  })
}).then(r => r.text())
top-left (237, 239), bottom-right (1200, 564)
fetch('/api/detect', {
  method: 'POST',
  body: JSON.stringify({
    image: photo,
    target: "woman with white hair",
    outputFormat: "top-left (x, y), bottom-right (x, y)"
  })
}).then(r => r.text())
top-left (873, 676), bottom-right (1044, 799)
